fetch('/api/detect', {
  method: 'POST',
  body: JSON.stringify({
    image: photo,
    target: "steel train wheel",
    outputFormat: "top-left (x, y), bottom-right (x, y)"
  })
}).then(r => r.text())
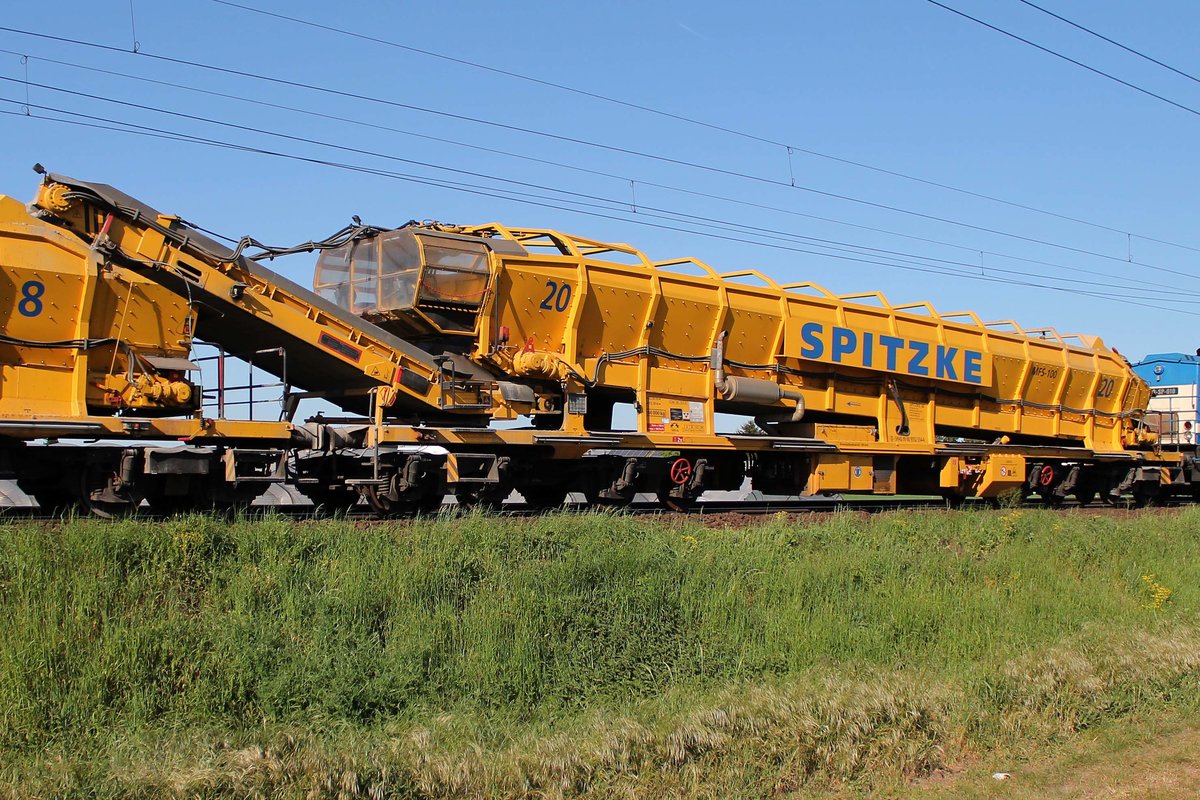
top-left (30, 488), bottom-right (73, 516)
top-left (303, 487), bottom-right (360, 515)
top-left (361, 484), bottom-right (393, 514)
top-left (1131, 484), bottom-right (1160, 508)
top-left (76, 461), bottom-right (137, 519)
top-left (454, 488), bottom-right (505, 512)
top-left (518, 485), bottom-right (569, 510)
top-left (361, 484), bottom-right (444, 516)
top-left (657, 492), bottom-right (694, 512)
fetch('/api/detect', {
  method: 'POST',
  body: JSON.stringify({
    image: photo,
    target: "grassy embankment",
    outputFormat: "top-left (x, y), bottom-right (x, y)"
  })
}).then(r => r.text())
top-left (1, 508), bottom-right (1198, 798)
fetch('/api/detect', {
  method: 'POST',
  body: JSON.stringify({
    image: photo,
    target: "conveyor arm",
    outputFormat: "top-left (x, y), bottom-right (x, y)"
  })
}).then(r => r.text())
top-left (30, 172), bottom-right (480, 421)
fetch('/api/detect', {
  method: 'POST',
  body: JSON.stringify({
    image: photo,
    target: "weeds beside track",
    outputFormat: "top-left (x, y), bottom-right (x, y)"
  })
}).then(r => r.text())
top-left (1, 508), bottom-right (1198, 797)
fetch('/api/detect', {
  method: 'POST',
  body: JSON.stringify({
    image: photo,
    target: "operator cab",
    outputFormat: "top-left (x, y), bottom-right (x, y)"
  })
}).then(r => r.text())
top-left (314, 228), bottom-right (491, 337)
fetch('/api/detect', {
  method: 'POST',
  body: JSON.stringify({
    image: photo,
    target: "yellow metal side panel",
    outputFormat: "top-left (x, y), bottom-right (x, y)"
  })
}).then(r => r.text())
top-left (493, 259), bottom-right (579, 354)
top-left (1061, 350), bottom-right (1098, 412)
top-left (978, 454), bottom-right (1026, 497)
top-left (809, 455), bottom-right (849, 494)
top-left (0, 201), bottom-right (90, 416)
top-left (849, 456), bottom-right (874, 491)
top-left (798, 422), bottom-right (878, 443)
top-left (647, 274), bottom-right (722, 364)
top-left (939, 457), bottom-right (962, 489)
top-left (990, 354), bottom-right (1027, 404)
top-left (574, 264), bottom-right (653, 359)
top-left (645, 394), bottom-right (708, 435)
top-left (779, 296), bottom-right (995, 388)
top-left (0, 258), bottom-right (86, 370)
top-left (807, 456), bottom-right (876, 493)
top-left (722, 285), bottom-right (784, 368)
top-left (92, 271), bottom-right (191, 357)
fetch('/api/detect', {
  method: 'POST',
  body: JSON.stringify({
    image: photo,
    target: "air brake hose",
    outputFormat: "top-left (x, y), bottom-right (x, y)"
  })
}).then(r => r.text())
top-left (888, 379), bottom-right (911, 437)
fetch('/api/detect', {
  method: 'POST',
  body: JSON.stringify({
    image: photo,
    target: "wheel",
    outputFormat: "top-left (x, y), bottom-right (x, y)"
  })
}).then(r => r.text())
top-left (303, 487), bottom-right (360, 515)
top-left (361, 484), bottom-right (395, 515)
top-left (145, 493), bottom-right (197, 516)
top-left (76, 461), bottom-right (138, 519)
top-left (941, 492), bottom-right (966, 509)
top-left (657, 491), bottom-right (694, 512)
top-left (361, 484), bottom-right (445, 516)
top-left (1131, 484), bottom-right (1159, 508)
top-left (518, 485), bottom-right (569, 510)
top-left (583, 488), bottom-right (633, 509)
top-left (454, 488), bottom-right (505, 512)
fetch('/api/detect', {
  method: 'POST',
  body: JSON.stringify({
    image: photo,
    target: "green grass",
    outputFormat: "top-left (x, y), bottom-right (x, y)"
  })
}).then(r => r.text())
top-left (1, 508), bottom-right (1198, 797)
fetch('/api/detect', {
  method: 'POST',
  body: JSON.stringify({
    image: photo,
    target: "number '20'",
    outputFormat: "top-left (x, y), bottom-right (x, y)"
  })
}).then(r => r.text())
top-left (539, 280), bottom-right (572, 312)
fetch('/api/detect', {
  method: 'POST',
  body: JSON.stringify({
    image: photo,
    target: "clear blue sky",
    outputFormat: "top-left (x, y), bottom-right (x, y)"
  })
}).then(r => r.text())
top-left (2, 0), bottom-right (1197, 362)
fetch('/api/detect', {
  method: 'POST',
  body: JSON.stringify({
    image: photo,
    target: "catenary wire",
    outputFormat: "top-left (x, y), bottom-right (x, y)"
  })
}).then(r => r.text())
top-left (8, 48), bottom-right (1198, 287)
top-left (1015, 0), bottom-right (1200, 86)
top-left (5, 77), bottom-right (1198, 300)
top-left (4, 25), bottom-right (1200, 267)
top-left (2, 87), bottom-right (1193, 306)
top-left (3, 102), bottom-right (1197, 319)
top-left (926, 0), bottom-right (1200, 119)
top-left (209, 0), bottom-right (1196, 251)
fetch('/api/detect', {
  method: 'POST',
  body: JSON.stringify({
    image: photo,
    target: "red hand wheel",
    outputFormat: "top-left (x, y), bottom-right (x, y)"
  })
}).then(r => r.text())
top-left (1038, 465), bottom-right (1055, 487)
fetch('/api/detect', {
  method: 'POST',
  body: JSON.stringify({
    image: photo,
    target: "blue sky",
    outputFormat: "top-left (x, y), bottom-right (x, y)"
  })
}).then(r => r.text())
top-left (2, 0), bottom-right (1197, 363)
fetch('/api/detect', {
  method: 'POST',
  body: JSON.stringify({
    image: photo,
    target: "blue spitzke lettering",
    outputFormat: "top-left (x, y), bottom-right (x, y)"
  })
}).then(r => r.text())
top-left (793, 323), bottom-right (987, 385)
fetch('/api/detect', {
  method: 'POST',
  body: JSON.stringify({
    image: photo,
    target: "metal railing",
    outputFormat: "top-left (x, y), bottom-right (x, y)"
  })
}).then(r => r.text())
top-left (193, 344), bottom-right (290, 421)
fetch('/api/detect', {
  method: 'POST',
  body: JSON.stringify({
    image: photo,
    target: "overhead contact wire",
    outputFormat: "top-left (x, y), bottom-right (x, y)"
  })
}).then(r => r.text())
top-left (209, 0), bottom-right (1190, 249)
top-left (3, 25), bottom-right (1200, 267)
top-left (9, 49), bottom-right (1199, 285)
top-left (926, 0), bottom-right (1200, 119)
top-left (4, 81), bottom-right (1198, 303)
top-left (3, 103), bottom-right (1197, 320)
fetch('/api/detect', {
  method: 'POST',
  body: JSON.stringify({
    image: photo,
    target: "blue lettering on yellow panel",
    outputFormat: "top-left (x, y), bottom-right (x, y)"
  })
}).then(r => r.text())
top-left (879, 335), bottom-right (904, 371)
top-left (907, 341), bottom-right (930, 376)
top-left (831, 326), bottom-right (856, 362)
top-left (792, 322), bottom-right (989, 386)
top-left (800, 322), bottom-right (823, 359)
top-left (963, 350), bottom-right (983, 384)
top-left (935, 345), bottom-right (958, 380)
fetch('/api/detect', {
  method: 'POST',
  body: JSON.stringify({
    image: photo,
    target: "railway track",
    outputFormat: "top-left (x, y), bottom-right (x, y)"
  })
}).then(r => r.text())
top-left (3, 173), bottom-right (1194, 527)
top-left (0, 484), bottom-right (1187, 522)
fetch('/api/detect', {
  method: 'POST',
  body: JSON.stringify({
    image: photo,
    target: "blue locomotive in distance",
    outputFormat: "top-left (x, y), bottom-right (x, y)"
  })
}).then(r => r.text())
top-left (1132, 352), bottom-right (1200, 448)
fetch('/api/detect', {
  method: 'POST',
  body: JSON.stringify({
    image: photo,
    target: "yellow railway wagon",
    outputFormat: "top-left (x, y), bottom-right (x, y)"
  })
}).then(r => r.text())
top-left (340, 221), bottom-right (1150, 453)
top-left (1, 170), bottom-right (1186, 514)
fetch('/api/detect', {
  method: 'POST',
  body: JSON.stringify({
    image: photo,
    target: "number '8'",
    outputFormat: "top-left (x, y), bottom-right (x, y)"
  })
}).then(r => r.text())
top-left (18, 280), bottom-right (45, 317)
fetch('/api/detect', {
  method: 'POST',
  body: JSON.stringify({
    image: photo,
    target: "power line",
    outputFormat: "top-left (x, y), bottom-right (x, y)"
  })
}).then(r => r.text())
top-left (1015, 0), bottom-right (1200, 86)
top-left (7, 74), bottom-right (1199, 300)
top-left (208, 0), bottom-right (1182, 248)
top-left (4, 25), bottom-right (1200, 267)
top-left (11, 48), bottom-right (1198, 288)
top-left (3, 98), bottom-right (1197, 319)
top-left (926, 0), bottom-right (1200, 119)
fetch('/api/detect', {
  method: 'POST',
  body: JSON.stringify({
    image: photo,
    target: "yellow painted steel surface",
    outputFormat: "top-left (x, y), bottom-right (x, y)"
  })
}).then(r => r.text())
top-left (0, 193), bottom-right (195, 420)
top-left (21, 176), bottom-right (479, 422)
top-left (2, 173), bottom-right (1151, 461)
top-left (454, 223), bottom-right (1149, 453)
